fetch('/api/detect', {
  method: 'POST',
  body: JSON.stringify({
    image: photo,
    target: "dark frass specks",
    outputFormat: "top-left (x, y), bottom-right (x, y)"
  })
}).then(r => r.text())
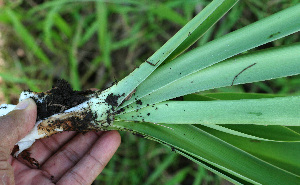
top-left (105, 93), bottom-right (121, 108)
top-left (136, 100), bottom-right (142, 105)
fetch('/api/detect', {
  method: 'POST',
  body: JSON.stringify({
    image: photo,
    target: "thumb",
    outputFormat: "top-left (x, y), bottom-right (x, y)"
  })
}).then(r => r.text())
top-left (0, 98), bottom-right (37, 153)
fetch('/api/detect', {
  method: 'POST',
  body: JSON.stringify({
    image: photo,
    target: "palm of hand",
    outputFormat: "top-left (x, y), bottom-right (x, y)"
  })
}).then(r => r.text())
top-left (11, 131), bottom-right (120, 185)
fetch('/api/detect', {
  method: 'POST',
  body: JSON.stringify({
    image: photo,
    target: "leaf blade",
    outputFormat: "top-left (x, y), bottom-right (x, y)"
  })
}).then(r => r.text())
top-left (121, 4), bottom-right (300, 108)
top-left (122, 43), bottom-right (300, 110)
top-left (105, 0), bottom-right (238, 106)
top-left (117, 96), bottom-right (300, 126)
top-left (110, 121), bottom-right (300, 184)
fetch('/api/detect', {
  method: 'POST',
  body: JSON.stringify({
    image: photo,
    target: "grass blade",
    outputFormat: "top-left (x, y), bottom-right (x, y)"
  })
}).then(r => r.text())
top-left (165, 167), bottom-right (190, 185)
top-left (96, 2), bottom-right (111, 68)
top-left (144, 153), bottom-right (177, 185)
top-left (44, 6), bottom-right (61, 51)
top-left (53, 13), bottom-right (72, 38)
top-left (149, 3), bottom-right (187, 26)
top-left (5, 9), bottom-right (51, 66)
top-left (69, 19), bottom-right (82, 90)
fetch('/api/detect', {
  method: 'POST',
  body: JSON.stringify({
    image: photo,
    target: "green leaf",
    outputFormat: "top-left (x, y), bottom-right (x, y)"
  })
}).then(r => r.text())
top-left (287, 127), bottom-right (300, 134)
top-left (121, 43), bottom-right (300, 110)
top-left (121, 4), bottom-right (300, 108)
top-left (146, 0), bottom-right (238, 67)
top-left (183, 92), bottom-right (286, 102)
top-left (199, 92), bottom-right (286, 100)
top-left (117, 96), bottom-right (300, 126)
top-left (165, 0), bottom-right (238, 62)
top-left (121, 92), bottom-right (300, 142)
top-left (197, 124), bottom-right (300, 176)
top-left (103, 0), bottom-right (238, 106)
top-left (218, 124), bottom-right (300, 142)
top-left (110, 121), bottom-right (300, 184)
top-left (175, 150), bottom-right (245, 184)
top-left (183, 94), bottom-right (218, 101)
top-left (202, 124), bottom-right (300, 142)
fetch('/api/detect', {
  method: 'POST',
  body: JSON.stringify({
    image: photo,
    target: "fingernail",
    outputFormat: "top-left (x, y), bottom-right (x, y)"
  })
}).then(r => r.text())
top-left (14, 99), bottom-right (30, 110)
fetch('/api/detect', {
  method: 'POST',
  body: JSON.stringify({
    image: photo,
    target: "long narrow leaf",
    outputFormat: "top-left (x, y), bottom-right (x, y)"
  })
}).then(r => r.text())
top-left (182, 93), bottom-right (300, 142)
top-left (121, 43), bottom-right (300, 111)
top-left (200, 124), bottom-right (300, 142)
top-left (110, 121), bottom-right (300, 184)
top-left (197, 125), bottom-right (300, 176)
top-left (121, 4), bottom-right (300, 108)
top-left (117, 96), bottom-right (300, 126)
top-left (104, 0), bottom-right (237, 106)
top-left (165, 0), bottom-right (238, 61)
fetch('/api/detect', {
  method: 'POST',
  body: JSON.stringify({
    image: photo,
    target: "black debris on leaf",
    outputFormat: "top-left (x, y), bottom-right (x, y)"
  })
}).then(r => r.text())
top-left (105, 93), bottom-right (121, 108)
top-left (136, 100), bottom-right (142, 105)
top-left (115, 108), bottom-right (125, 114)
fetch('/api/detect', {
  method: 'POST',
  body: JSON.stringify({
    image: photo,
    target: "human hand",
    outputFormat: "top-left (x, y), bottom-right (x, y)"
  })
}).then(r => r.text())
top-left (0, 98), bottom-right (121, 185)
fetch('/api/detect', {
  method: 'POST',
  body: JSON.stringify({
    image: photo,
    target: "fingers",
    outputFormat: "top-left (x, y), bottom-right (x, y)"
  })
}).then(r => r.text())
top-left (40, 131), bottom-right (102, 180)
top-left (41, 130), bottom-right (120, 183)
top-left (0, 98), bottom-right (36, 185)
top-left (56, 131), bottom-right (121, 185)
top-left (0, 98), bottom-right (37, 152)
top-left (0, 153), bottom-right (15, 185)
top-left (29, 131), bottom-right (77, 165)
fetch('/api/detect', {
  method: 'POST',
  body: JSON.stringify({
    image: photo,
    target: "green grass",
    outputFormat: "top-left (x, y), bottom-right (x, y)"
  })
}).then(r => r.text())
top-left (0, 0), bottom-right (299, 184)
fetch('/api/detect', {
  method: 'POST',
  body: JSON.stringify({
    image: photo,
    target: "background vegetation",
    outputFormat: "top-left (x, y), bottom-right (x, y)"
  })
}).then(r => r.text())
top-left (0, 0), bottom-right (299, 184)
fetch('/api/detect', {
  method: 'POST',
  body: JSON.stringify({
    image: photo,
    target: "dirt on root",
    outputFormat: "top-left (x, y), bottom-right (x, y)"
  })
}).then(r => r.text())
top-left (25, 79), bottom-right (94, 121)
